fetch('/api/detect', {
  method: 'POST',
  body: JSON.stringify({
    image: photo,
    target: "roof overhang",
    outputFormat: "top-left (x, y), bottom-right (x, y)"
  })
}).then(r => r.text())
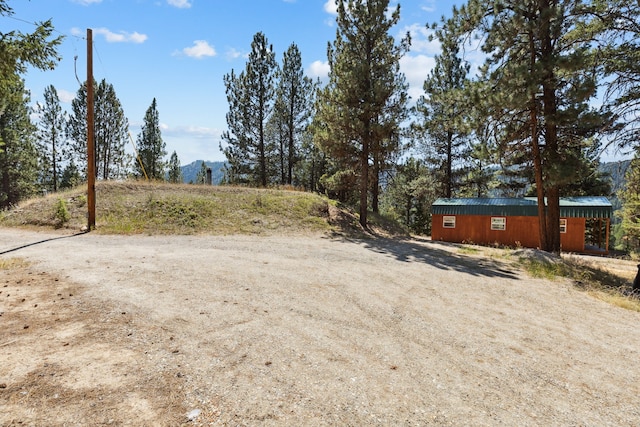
top-left (432, 197), bottom-right (612, 219)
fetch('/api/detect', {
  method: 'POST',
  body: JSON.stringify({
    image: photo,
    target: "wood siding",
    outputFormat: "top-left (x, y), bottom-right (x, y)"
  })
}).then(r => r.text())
top-left (432, 214), bottom-right (588, 252)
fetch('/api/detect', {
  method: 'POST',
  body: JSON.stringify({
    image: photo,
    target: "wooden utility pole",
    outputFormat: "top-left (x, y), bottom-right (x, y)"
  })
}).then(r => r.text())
top-left (87, 28), bottom-right (96, 230)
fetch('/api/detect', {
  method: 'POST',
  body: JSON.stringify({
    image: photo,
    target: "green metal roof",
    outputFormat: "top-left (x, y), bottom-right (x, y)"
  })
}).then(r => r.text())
top-left (432, 196), bottom-right (612, 218)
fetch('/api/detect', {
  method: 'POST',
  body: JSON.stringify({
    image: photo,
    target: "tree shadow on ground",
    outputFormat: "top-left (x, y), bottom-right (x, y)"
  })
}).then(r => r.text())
top-left (346, 235), bottom-right (521, 280)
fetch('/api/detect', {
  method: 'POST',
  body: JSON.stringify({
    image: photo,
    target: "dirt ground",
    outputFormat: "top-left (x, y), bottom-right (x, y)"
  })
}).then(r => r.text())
top-left (1, 228), bottom-right (640, 426)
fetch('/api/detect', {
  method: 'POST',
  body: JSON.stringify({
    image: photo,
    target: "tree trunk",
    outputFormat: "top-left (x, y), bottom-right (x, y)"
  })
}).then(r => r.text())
top-left (446, 130), bottom-right (453, 198)
top-left (259, 93), bottom-right (267, 187)
top-left (546, 186), bottom-right (561, 253)
top-left (52, 136), bottom-right (58, 192)
top-left (540, 0), bottom-right (561, 254)
top-left (288, 93), bottom-right (295, 185)
top-left (529, 29), bottom-right (548, 251)
top-left (1, 153), bottom-right (9, 209)
top-left (371, 145), bottom-right (380, 213)
top-left (360, 132), bottom-right (369, 228)
top-left (280, 127), bottom-right (286, 185)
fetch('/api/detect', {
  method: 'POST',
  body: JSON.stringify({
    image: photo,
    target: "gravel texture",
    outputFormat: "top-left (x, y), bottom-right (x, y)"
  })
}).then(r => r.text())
top-left (1, 228), bottom-right (640, 426)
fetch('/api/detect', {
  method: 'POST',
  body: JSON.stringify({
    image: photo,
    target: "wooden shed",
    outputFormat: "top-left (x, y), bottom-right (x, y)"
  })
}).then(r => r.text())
top-left (431, 196), bottom-right (612, 254)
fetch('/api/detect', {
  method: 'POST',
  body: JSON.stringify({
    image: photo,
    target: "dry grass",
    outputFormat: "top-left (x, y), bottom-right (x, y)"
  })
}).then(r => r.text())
top-left (0, 181), bottom-right (409, 238)
top-left (0, 181), bottom-right (340, 236)
top-left (518, 253), bottom-right (640, 311)
top-left (0, 258), bottom-right (29, 270)
top-left (449, 242), bottom-right (640, 312)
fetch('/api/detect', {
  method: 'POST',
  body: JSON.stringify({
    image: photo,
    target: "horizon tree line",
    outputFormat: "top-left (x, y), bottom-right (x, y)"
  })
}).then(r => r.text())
top-left (3, 0), bottom-right (640, 253)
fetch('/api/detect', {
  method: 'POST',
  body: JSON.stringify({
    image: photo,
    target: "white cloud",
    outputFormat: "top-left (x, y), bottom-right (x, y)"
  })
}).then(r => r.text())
top-left (93, 27), bottom-right (148, 43)
top-left (307, 60), bottom-right (330, 82)
top-left (421, 0), bottom-right (436, 13)
top-left (225, 47), bottom-right (246, 61)
top-left (324, 0), bottom-right (337, 15)
top-left (177, 40), bottom-right (216, 59)
top-left (161, 125), bottom-right (225, 164)
top-left (153, 123), bottom-right (221, 140)
top-left (167, 0), bottom-right (192, 8)
top-left (403, 23), bottom-right (440, 55)
top-left (400, 54), bottom-right (436, 102)
top-left (58, 89), bottom-right (76, 104)
top-left (71, 0), bottom-right (102, 5)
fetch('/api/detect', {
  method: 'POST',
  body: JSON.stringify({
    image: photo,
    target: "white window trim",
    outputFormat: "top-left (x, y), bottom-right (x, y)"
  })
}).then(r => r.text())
top-left (560, 218), bottom-right (567, 233)
top-left (491, 217), bottom-right (506, 231)
top-left (443, 216), bottom-right (456, 228)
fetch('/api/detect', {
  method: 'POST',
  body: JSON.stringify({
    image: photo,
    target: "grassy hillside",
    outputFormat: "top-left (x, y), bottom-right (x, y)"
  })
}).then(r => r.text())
top-left (0, 181), bottom-right (400, 237)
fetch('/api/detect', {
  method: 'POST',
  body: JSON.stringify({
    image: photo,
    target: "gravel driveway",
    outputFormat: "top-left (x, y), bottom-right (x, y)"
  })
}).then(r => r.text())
top-left (1, 228), bottom-right (639, 426)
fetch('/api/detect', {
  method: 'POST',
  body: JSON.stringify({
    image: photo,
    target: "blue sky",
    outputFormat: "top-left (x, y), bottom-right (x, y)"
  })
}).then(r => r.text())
top-left (9, 0), bottom-right (466, 165)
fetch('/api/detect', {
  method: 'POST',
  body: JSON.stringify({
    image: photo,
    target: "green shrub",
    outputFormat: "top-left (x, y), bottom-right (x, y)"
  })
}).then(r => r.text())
top-left (55, 198), bottom-right (71, 226)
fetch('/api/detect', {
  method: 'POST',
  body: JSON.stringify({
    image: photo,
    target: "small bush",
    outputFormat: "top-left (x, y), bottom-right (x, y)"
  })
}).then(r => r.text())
top-left (55, 198), bottom-right (71, 227)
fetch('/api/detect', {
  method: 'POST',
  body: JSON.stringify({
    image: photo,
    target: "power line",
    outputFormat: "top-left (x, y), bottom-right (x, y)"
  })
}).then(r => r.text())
top-left (3, 13), bottom-right (85, 40)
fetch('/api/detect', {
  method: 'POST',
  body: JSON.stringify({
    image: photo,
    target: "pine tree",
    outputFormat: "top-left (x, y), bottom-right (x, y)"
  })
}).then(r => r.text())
top-left (60, 159), bottom-right (81, 189)
top-left (271, 43), bottom-right (316, 186)
top-left (295, 128), bottom-right (326, 192)
top-left (0, 2), bottom-right (62, 123)
top-left (135, 98), bottom-right (166, 180)
top-left (36, 85), bottom-right (67, 192)
top-left (0, 79), bottom-right (39, 208)
top-left (588, 0), bottom-right (640, 149)
top-left (381, 157), bottom-right (437, 235)
top-left (414, 22), bottom-right (471, 199)
top-left (65, 82), bottom-right (88, 178)
top-left (453, 0), bottom-right (609, 253)
top-left (195, 161), bottom-right (208, 185)
top-left (67, 79), bottom-right (130, 180)
top-left (167, 151), bottom-right (183, 184)
top-left (314, 0), bottom-right (410, 227)
top-left (617, 150), bottom-right (640, 253)
top-left (1, 1), bottom-right (61, 207)
top-left (221, 32), bottom-right (277, 187)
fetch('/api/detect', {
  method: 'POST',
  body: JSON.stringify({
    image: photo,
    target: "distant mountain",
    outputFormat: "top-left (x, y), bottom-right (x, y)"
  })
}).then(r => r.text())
top-left (600, 159), bottom-right (631, 195)
top-left (180, 160), bottom-right (226, 184)
top-left (175, 159), bottom-right (627, 191)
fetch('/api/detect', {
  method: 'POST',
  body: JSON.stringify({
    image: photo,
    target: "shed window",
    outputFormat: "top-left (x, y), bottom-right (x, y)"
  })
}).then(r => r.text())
top-left (560, 218), bottom-right (567, 233)
top-left (443, 216), bottom-right (456, 228)
top-left (491, 217), bottom-right (506, 231)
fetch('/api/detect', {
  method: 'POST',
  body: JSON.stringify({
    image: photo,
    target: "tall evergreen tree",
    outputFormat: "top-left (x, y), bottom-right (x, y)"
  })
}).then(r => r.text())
top-left (67, 79), bottom-right (130, 180)
top-left (0, 1), bottom-right (61, 124)
top-left (36, 85), bottom-right (67, 192)
top-left (65, 82), bottom-right (87, 177)
top-left (167, 150), bottom-right (183, 184)
top-left (314, 0), bottom-right (410, 227)
top-left (414, 22), bottom-right (471, 199)
top-left (221, 32), bottom-right (277, 187)
top-left (453, 0), bottom-right (609, 253)
top-left (0, 2), bottom-right (60, 207)
top-left (135, 98), bottom-right (166, 180)
top-left (270, 43), bottom-right (316, 186)
top-left (0, 79), bottom-right (38, 208)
